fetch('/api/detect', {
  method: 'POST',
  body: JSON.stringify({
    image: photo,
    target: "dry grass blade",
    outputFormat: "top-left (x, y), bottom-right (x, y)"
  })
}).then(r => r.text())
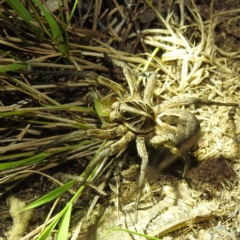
top-left (1, 0), bottom-right (240, 239)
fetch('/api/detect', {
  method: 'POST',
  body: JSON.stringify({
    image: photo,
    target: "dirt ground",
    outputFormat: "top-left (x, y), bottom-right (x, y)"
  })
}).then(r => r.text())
top-left (1, 0), bottom-right (240, 239)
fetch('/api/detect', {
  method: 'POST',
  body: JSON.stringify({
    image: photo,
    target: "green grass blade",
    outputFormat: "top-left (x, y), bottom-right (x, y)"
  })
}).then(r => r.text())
top-left (30, 0), bottom-right (67, 54)
top-left (57, 203), bottom-right (72, 240)
top-left (0, 153), bottom-right (51, 171)
top-left (0, 140), bottom-right (94, 170)
top-left (37, 204), bottom-right (70, 240)
top-left (37, 219), bottom-right (59, 240)
top-left (65, 0), bottom-right (78, 28)
top-left (22, 180), bottom-right (75, 211)
top-left (6, 0), bottom-right (42, 39)
top-left (0, 63), bottom-right (29, 72)
top-left (58, 2), bottom-right (69, 54)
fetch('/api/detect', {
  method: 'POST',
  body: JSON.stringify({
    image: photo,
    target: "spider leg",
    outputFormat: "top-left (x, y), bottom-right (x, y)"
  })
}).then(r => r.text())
top-left (181, 152), bottom-right (191, 178)
top-left (157, 97), bottom-right (238, 112)
top-left (111, 58), bottom-right (139, 96)
top-left (143, 72), bottom-right (157, 104)
top-left (155, 150), bottom-right (190, 179)
top-left (83, 131), bottom-right (135, 181)
top-left (151, 135), bottom-right (191, 178)
top-left (134, 136), bottom-right (148, 223)
top-left (96, 75), bottom-right (126, 98)
top-left (35, 125), bottom-right (127, 154)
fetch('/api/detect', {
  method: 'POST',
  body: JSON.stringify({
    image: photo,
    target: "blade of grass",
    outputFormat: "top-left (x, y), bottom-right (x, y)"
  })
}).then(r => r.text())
top-left (6, 0), bottom-right (42, 39)
top-left (25, 140), bottom-right (107, 239)
top-left (0, 140), bottom-right (94, 170)
top-left (21, 180), bottom-right (75, 211)
top-left (3, 73), bottom-right (61, 105)
top-left (0, 104), bottom-right (96, 117)
top-left (65, 0), bottom-right (78, 29)
top-left (0, 151), bottom-right (34, 161)
top-left (57, 203), bottom-right (72, 240)
top-left (29, 0), bottom-right (67, 55)
top-left (37, 203), bottom-right (71, 240)
top-left (0, 50), bottom-right (30, 64)
top-left (58, 1), bottom-right (70, 55)
top-left (0, 152), bottom-right (52, 170)
top-left (0, 63), bottom-right (29, 72)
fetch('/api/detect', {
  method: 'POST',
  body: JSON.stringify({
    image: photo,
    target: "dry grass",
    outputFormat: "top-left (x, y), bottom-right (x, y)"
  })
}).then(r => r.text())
top-left (0, 0), bottom-right (240, 239)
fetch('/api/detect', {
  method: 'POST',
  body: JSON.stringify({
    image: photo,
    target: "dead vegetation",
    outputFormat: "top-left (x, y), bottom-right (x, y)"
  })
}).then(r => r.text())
top-left (0, 0), bottom-right (240, 239)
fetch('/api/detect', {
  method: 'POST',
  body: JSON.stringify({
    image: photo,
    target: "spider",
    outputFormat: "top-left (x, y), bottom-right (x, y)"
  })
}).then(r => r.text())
top-left (36, 59), bottom-right (238, 222)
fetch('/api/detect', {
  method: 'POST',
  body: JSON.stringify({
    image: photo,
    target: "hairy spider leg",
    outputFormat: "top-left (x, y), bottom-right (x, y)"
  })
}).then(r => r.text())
top-left (35, 126), bottom-right (127, 154)
top-left (83, 130), bottom-right (135, 181)
top-left (133, 73), bottom-right (157, 222)
top-left (134, 136), bottom-right (149, 222)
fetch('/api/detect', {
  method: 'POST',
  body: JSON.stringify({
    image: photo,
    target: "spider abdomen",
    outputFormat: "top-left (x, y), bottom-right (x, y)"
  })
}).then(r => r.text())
top-left (154, 109), bottom-right (201, 150)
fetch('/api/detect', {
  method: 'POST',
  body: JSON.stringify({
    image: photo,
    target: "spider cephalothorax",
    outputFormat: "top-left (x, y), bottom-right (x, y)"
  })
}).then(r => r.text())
top-left (110, 100), bottom-right (155, 133)
top-left (36, 59), bottom-right (238, 222)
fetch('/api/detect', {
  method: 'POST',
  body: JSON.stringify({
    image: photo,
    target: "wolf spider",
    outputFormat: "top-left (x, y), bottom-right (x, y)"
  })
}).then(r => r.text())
top-left (36, 59), bottom-right (238, 222)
